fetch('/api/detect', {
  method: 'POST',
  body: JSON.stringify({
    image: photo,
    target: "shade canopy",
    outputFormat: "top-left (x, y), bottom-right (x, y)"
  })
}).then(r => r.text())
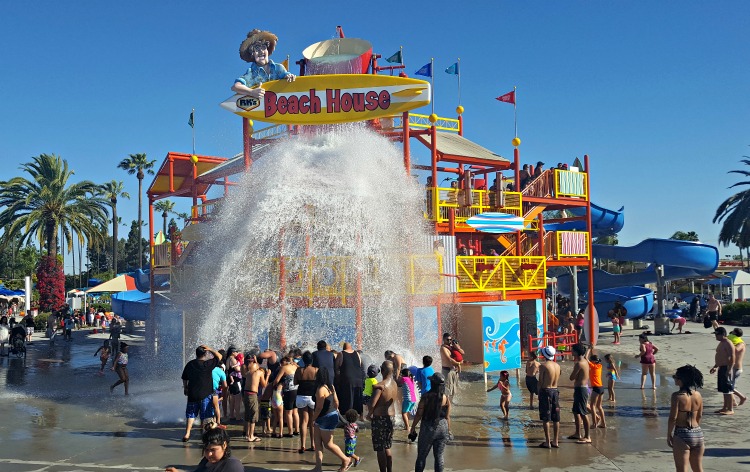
top-left (87, 275), bottom-right (136, 293)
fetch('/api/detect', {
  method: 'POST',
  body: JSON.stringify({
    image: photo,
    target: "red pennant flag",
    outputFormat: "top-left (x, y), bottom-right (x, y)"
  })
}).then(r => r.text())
top-left (496, 91), bottom-right (515, 105)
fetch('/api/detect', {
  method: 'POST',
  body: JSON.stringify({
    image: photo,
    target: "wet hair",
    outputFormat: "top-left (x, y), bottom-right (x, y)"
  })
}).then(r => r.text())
top-left (422, 373), bottom-right (446, 422)
top-left (604, 353), bottom-right (613, 362)
top-left (715, 327), bottom-right (727, 336)
top-left (674, 365), bottom-right (704, 391)
top-left (344, 409), bottom-right (359, 423)
top-left (384, 350), bottom-right (394, 358)
top-left (571, 343), bottom-right (587, 357)
top-left (500, 370), bottom-right (509, 380)
top-left (590, 354), bottom-right (601, 364)
top-left (195, 346), bottom-right (207, 358)
top-left (529, 351), bottom-right (538, 360)
top-left (422, 355), bottom-right (433, 367)
top-left (317, 340), bottom-right (327, 350)
top-left (639, 334), bottom-right (649, 342)
top-left (314, 365), bottom-right (333, 390)
top-left (201, 425), bottom-right (231, 458)
top-left (301, 351), bottom-right (313, 366)
top-left (401, 368), bottom-right (412, 378)
top-left (281, 356), bottom-right (292, 365)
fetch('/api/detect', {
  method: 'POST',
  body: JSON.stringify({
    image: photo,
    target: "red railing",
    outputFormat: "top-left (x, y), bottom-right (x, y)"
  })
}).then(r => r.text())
top-left (527, 330), bottom-right (579, 360)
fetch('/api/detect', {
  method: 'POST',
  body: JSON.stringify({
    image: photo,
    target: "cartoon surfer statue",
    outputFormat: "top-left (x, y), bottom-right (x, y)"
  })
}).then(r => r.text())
top-left (232, 29), bottom-right (295, 99)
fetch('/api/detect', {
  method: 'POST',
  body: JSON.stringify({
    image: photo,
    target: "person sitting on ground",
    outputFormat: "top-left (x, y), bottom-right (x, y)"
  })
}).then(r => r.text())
top-left (667, 365), bottom-right (705, 472)
top-left (165, 423), bottom-right (243, 472)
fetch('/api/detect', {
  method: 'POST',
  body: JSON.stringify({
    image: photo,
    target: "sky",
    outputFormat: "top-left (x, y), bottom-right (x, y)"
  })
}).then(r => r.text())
top-left (1, 1), bottom-right (749, 274)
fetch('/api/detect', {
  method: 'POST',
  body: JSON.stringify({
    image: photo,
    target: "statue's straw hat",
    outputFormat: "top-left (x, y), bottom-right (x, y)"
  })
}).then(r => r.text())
top-left (239, 29), bottom-right (278, 62)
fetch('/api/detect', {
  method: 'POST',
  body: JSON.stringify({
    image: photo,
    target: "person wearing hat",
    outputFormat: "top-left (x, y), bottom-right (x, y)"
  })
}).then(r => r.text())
top-left (533, 161), bottom-right (545, 178)
top-left (231, 29), bottom-right (296, 100)
top-left (537, 346), bottom-right (561, 448)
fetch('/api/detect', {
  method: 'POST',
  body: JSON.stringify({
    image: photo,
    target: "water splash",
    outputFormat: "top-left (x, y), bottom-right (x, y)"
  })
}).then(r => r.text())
top-left (184, 125), bottom-right (434, 355)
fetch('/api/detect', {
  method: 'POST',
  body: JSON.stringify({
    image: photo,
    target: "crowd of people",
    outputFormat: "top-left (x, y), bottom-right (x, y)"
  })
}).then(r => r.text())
top-left (177, 335), bottom-right (463, 472)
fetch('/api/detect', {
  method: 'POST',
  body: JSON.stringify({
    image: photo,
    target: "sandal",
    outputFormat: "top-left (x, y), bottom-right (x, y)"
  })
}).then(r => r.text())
top-left (298, 448), bottom-right (305, 454)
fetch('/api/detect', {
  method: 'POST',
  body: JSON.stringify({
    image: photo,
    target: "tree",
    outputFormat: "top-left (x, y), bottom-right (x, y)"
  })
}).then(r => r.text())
top-left (37, 255), bottom-right (65, 312)
top-left (117, 153), bottom-right (156, 269)
top-left (0, 154), bottom-right (109, 257)
top-left (154, 199), bottom-right (176, 237)
top-left (669, 231), bottom-right (700, 242)
top-left (714, 158), bottom-right (750, 251)
top-left (101, 181), bottom-right (130, 275)
top-left (122, 220), bottom-right (148, 272)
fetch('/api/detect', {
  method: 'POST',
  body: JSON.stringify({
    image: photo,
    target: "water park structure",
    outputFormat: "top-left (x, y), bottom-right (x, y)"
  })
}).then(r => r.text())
top-left (136, 27), bottom-right (717, 371)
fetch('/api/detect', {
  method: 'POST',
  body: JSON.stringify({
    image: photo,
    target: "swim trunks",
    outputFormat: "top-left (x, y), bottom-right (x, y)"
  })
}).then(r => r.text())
top-left (591, 386), bottom-right (604, 395)
top-left (717, 366), bottom-right (734, 394)
top-left (243, 392), bottom-right (259, 423)
top-left (572, 386), bottom-right (589, 415)
top-left (538, 388), bottom-right (560, 422)
top-left (525, 375), bottom-right (538, 395)
top-left (345, 438), bottom-right (357, 457)
top-left (371, 416), bottom-right (394, 452)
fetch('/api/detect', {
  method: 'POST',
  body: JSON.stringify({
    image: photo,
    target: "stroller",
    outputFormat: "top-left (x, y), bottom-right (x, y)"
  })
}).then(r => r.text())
top-left (8, 325), bottom-right (26, 358)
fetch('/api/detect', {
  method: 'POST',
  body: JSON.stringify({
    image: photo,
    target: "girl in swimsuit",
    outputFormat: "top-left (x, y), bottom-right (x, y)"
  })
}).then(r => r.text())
top-left (668, 365), bottom-right (704, 472)
top-left (604, 354), bottom-right (620, 402)
top-left (635, 334), bottom-right (658, 389)
top-left (487, 370), bottom-right (512, 419)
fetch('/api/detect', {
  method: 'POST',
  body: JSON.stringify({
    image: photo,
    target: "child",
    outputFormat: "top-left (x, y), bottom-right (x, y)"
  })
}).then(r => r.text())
top-left (604, 354), bottom-right (620, 402)
top-left (398, 368), bottom-right (418, 431)
top-left (525, 351), bottom-right (540, 409)
top-left (611, 314), bottom-right (621, 344)
top-left (449, 340), bottom-right (464, 373)
top-left (415, 356), bottom-right (434, 395)
top-left (259, 379), bottom-right (273, 436)
top-left (110, 342), bottom-right (129, 395)
top-left (93, 340), bottom-right (111, 375)
top-left (343, 409), bottom-right (363, 467)
top-left (363, 364), bottom-right (379, 418)
top-left (487, 370), bottom-right (512, 419)
top-left (269, 380), bottom-right (284, 438)
top-left (588, 352), bottom-right (605, 428)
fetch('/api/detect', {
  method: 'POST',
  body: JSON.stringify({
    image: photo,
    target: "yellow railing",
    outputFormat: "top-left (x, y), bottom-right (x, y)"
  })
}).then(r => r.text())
top-left (407, 113), bottom-right (461, 132)
top-left (171, 255), bottom-right (444, 300)
top-left (427, 188), bottom-right (522, 223)
top-left (554, 169), bottom-right (588, 199)
top-left (455, 256), bottom-right (546, 294)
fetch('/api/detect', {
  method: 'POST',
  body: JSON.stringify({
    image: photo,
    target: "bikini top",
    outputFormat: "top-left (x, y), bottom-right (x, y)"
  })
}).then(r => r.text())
top-left (676, 391), bottom-right (699, 429)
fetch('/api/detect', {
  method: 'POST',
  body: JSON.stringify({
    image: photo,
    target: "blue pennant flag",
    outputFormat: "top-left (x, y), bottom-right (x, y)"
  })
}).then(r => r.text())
top-left (415, 62), bottom-right (432, 78)
top-left (445, 62), bottom-right (459, 75)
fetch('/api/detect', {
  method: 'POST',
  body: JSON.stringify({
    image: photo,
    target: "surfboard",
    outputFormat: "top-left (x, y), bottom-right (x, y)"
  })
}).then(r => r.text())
top-left (583, 304), bottom-right (600, 346)
top-left (220, 74), bottom-right (431, 124)
top-left (465, 212), bottom-right (526, 234)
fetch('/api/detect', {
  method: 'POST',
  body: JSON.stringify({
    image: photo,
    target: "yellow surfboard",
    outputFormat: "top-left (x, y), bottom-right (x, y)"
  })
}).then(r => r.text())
top-left (220, 74), bottom-right (431, 125)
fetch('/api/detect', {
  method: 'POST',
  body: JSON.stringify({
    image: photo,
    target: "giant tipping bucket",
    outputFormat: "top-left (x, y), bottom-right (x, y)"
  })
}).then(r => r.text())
top-left (302, 38), bottom-right (373, 75)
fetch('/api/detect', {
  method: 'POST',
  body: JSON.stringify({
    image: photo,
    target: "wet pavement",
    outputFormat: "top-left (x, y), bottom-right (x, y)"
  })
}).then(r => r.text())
top-left (0, 327), bottom-right (748, 471)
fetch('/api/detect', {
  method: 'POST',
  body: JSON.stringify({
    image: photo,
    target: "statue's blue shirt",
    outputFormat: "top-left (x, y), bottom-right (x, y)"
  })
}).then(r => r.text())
top-left (235, 60), bottom-right (291, 88)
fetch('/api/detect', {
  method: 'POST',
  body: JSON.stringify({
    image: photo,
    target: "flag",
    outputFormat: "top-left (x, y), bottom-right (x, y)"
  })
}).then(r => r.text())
top-left (496, 91), bottom-right (515, 105)
top-left (188, 111), bottom-right (194, 128)
top-left (415, 62), bottom-right (432, 78)
top-left (445, 62), bottom-right (459, 75)
top-left (386, 50), bottom-right (402, 64)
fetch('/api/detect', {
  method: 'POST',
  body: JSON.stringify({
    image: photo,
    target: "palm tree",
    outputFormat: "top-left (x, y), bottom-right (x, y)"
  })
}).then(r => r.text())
top-left (117, 153), bottom-right (156, 269)
top-left (101, 181), bottom-right (130, 275)
top-left (0, 154), bottom-right (109, 256)
top-left (714, 159), bottom-right (750, 252)
top-left (154, 199), bottom-right (176, 236)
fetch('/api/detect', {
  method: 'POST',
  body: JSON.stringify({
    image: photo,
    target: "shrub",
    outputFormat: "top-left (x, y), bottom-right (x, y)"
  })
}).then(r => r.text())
top-left (722, 302), bottom-right (750, 323)
top-left (37, 255), bottom-right (65, 313)
top-left (33, 312), bottom-right (51, 331)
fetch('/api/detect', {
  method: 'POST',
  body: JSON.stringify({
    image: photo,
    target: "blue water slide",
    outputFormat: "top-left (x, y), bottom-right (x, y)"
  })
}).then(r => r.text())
top-left (543, 202), bottom-right (624, 237)
top-left (557, 239), bottom-right (719, 320)
top-left (131, 269), bottom-right (170, 293)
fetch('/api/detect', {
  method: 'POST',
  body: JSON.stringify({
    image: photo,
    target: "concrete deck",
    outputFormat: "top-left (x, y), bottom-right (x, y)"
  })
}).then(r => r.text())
top-left (0, 321), bottom-right (747, 471)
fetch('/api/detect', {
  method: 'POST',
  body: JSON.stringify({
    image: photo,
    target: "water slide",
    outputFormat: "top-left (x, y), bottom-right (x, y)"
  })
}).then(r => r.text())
top-left (552, 204), bottom-right (719, 321)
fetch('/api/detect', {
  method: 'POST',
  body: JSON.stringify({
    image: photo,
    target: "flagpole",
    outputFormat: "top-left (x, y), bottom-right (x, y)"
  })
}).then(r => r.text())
top-left (400, 45), bottom-right (404, 65)
top-left (191, 108), bottom-right (196, 155)
top-left (430, 57), bottom-right (435, 116)
top-left (513, 86), bottom-right (517, 138)
top-left (457, 58), bottom-right (461, 106)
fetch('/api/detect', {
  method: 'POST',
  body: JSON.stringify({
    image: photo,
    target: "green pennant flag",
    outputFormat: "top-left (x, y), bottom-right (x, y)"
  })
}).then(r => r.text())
top-left (386, 50), bottom-right (402, 64)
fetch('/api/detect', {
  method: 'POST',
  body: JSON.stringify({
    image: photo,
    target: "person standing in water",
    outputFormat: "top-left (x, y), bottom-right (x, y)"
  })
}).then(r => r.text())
top-left (110, 342), bottom-right (130, 395)
top-left (667, 365), bottom-right (705, 472)
top-left (537, 346), bottom-right (561, 448)
top-left (368, 361), bottom-right (398, 472)
top-left (525, 351), bottom-right (540, 410)
top-left (569, 343), bottom-right (591, 444)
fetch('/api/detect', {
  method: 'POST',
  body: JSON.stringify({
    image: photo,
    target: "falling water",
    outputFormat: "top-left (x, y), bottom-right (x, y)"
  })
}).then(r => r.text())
top-left (183, 125), bottom-right (435, 355)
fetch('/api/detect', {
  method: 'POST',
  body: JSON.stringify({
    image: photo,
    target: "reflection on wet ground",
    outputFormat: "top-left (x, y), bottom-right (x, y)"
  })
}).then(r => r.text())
top-left (0, 331), bottom-right (746, 471)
